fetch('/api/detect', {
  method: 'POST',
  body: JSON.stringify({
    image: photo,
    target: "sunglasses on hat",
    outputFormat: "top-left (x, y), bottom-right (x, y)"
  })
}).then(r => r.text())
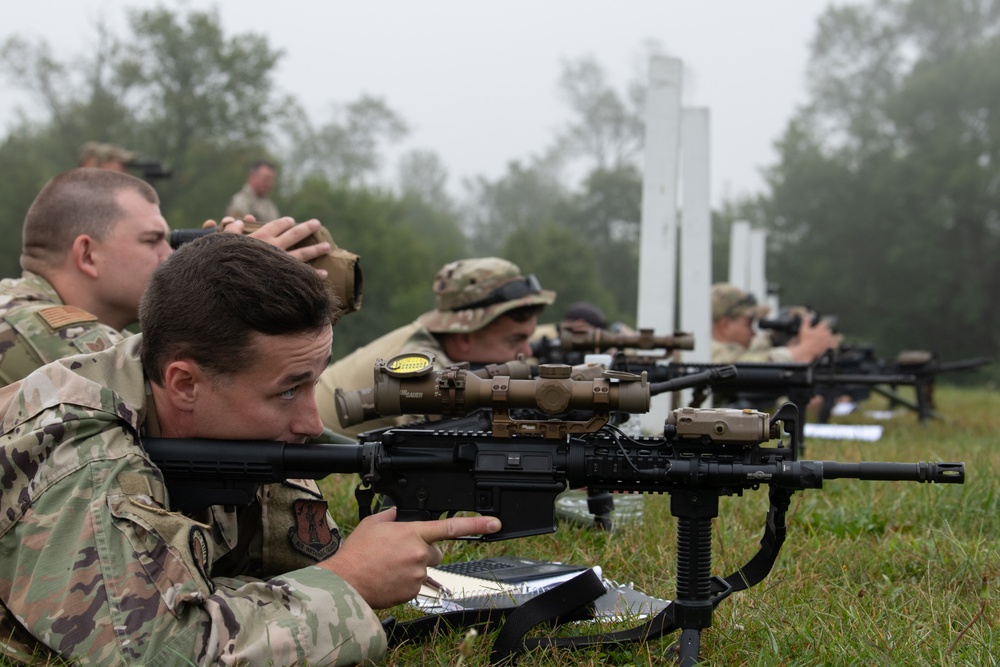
top-left (455, 274), bottom-right (542, 311)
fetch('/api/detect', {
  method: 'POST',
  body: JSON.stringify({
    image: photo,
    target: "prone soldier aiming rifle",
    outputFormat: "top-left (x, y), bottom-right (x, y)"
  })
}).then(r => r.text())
top-left (145, 354), bottom-right (965, 666)
top-left (757, 307), bottom-right (990, 422)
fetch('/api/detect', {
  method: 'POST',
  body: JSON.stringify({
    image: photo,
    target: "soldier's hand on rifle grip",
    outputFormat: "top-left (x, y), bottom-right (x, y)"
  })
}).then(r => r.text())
top-left (318, 508), bottom-right (501, 608)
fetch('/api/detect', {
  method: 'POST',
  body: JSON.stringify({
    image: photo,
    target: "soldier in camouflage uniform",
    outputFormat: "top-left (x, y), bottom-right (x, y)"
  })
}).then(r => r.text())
top-left (226, 160), bottom-right (280, 222)
top-left (78, 141), bottom-right (136, 172)
top-left (0, 233), bottom-right (499, 666)
top-left (0, 168), bottom-right (332, 389)
top-left (710, 283), bottom-right (839, 363)
top-left (315, 257), bottom-right (556, 436)
top-left (0, 272), bottom-right (125, 385)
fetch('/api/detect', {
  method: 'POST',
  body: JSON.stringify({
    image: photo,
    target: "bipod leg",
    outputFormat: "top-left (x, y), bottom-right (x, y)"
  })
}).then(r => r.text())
top-left (586, 489), bottom-right (615, 531)
top-left (670, 489), bottom-right (720, 666)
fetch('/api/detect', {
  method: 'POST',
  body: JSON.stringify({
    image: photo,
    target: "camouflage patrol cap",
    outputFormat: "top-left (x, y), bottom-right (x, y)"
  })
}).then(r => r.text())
top-left (78, 142), bottom-right (136, 167)
top-left (712, 283), bottom-right (770, 321)
top-left (417, 257), bottom-right (556, 334)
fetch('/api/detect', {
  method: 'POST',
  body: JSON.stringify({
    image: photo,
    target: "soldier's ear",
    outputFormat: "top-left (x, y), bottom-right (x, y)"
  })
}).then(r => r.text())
top-left (71, 234), bottom-right (99, 279)
top-left (160, 360), bottom-right (202, 410)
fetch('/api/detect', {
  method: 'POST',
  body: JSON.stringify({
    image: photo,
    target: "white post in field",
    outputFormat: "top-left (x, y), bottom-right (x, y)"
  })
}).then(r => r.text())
top-left (679, 107), bottom-right (712, 359)
top-left (748, 228), bottom-right (768, 304)
top-left (637, 56), bottom-right (683, 434)
top-left (678, 107), bottom-right (713, 407)
top-left (728, 220), bottom-right (752, 288)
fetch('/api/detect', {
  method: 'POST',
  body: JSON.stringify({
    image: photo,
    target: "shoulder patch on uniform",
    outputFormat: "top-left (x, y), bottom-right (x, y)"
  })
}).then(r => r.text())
top-left (288, 498), bottom-right (340, 560)
top-left (37, 305), bottom-right (99, 330)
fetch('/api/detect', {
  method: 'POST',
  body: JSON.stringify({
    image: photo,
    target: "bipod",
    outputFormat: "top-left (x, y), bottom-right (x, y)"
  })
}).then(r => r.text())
top-left (669, 488), bottom-right (719, 665)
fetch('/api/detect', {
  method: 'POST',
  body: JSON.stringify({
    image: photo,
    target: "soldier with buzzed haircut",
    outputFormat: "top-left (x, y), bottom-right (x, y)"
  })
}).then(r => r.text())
top-left (0, 233), bottom-right (500, 666)
top-left (315, 256), bottom-right (556, 436)
top-left (0, 167), bottom-right (332, 387)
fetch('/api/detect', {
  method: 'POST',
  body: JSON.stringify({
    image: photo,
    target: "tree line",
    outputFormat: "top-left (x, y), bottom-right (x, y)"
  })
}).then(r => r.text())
top-left (1, 1), bottom-right (996, 378)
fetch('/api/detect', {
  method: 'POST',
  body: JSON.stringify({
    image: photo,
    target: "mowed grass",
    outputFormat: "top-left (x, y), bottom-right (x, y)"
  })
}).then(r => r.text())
top-left (317, 385), bottom-right (999, 666)
top-left (5, 386), bottom-right (996, 666)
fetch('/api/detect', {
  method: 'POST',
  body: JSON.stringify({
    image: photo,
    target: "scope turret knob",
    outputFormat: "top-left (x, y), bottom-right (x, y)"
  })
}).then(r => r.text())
top-left (538, 364), bottom-right (572, 379)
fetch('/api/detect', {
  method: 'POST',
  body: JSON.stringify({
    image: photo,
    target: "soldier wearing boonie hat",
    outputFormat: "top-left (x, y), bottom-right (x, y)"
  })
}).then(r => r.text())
top-left (315, 257), bottom-right (556, 436)
top-left (416, 257), bottom-right (556, 333)
top-left (711, 283), bottom-right (771, 322)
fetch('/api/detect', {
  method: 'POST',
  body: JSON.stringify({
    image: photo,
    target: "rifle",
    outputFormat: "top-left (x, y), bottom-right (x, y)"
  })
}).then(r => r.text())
top-left (336, 354), bottom-right (734, 531)
top-left (814, 347), bottom-right (991, 423)
top-left (620, 353), bottom-right (989, 451)
top-left (531, 325), bottom-right (694, 367)
top-left (144, 361), bottom-right (964, 666)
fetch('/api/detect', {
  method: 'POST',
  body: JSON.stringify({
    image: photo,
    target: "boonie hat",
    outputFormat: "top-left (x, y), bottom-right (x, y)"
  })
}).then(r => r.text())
top-left (417, 257), bottom-right (556, 334)
top-left (712, 283), bottom-right (770, 321)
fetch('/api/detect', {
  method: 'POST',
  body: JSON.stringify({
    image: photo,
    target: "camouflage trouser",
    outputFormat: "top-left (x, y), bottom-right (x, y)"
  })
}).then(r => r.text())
top-left (1, 599), bottom-right (57, 663)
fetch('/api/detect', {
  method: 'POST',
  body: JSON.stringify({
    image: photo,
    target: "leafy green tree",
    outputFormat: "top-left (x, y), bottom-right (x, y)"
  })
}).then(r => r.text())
top-left (555, 55), bottom-right (646, 171)
top-left (459, 54), bottom-right (661, 326)
top-left (501, 222), bottom-right (618, 325)
top-left (397, 149), bottom-right (454, 215)
top-left (760, 0), bottom-right (1000, 369)
top-left (0, 6), bottom-right (290, 277)
top-left (281, 95), bottom-right (408, 190)
top-left (281, 178), bottom-right (468, 359)
top-left (461, 155), bottom-right (570, 255)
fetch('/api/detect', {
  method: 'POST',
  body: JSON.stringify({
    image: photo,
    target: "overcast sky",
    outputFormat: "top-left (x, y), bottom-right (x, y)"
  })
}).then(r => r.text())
top-left (2, 1), bottom-right (857, 205)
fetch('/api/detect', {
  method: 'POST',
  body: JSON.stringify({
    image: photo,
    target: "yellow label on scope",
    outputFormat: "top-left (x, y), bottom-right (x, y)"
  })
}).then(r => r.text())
top-left (383, 352), bottom-right (435, 377)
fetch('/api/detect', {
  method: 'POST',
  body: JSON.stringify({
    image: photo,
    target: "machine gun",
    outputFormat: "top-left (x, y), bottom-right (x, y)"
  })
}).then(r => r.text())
top-left (145, 359), bottom-right (964, 666)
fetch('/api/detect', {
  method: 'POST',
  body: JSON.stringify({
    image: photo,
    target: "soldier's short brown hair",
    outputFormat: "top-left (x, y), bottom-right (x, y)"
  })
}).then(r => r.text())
top-left (21, 168), bottom-right (159, 269)
top-left (139, 232), bottom-right (339, 384)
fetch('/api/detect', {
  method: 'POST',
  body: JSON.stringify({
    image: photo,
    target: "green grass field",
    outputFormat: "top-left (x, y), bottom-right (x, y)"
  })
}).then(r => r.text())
top-left (6, 385), bottom-right (997, 666)
top-left (329, 385), bottom-right (998, 666)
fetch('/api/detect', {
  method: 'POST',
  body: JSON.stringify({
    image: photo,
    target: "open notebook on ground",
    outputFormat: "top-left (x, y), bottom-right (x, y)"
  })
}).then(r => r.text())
top-left (413, 556), bottom-right (670, 620)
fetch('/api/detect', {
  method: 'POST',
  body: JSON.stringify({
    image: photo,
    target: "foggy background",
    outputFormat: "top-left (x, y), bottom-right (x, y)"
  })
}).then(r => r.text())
top-left (3, 0), bottom-right (857, 204)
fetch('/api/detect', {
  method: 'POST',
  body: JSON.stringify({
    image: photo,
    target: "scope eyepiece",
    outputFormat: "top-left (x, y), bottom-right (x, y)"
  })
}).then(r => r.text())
top-left (169, 227), bottom-right (216, 249)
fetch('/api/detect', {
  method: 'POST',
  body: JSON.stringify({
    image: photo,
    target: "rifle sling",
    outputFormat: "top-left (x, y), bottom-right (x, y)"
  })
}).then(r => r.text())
top-left (384, 487), bottom-right (793, 665)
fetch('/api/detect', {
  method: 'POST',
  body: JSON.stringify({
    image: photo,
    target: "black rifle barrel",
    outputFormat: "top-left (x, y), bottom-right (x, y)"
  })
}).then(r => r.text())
top-left (814, 460), bottom-right (965, 483)
top-left (649, 364), bottom-right (736, 396)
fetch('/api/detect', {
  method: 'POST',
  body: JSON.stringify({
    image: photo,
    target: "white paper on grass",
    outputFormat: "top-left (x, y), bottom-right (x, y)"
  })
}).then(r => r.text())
top-left (802, 423), bottom-right (884, 442)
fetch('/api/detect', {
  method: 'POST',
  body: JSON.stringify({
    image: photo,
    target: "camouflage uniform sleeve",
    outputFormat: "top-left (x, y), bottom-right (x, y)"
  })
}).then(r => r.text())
top-left (226, 187), bottom-right (250, 219)
top-left (0, 306), bottom-right (122, 387)
top-left (225, 198), bottom-right (245, 219)
top-left (711, 339), bottom-right (795, 363)
top-left (1, 454), bottom-right (386, 666)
